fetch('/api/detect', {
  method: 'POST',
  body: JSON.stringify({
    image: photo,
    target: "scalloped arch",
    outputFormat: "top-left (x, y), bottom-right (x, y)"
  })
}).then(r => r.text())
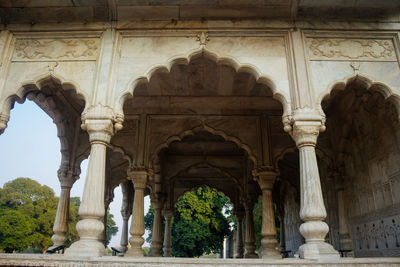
top-left (172, 182), bottom-right (237, 210)
top-left (116, 47), bottom-right (290, 116)
top-left (171, 161), bottom-right (243, 193)
top-left (1, 73), bottom-right (89, 131)
top-left (317, 74), bottom-right (400, 120)
top-left (274, 146), bottom-right (333, 170)
top-left (150, 124), bottom-right (258, 168)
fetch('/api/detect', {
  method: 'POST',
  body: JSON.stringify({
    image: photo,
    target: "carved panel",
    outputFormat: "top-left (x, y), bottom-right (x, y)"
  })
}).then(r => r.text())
top-left (306, 38), bottom-right (397, 61)
top-left (352, 213), bottom-right (400, 257)
top-left (13, 38), bottom-right (99, 61)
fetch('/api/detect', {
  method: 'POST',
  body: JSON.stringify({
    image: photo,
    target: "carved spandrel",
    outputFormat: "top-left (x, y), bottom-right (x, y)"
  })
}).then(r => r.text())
top-left (13, 38), bottom-right (99, 61)
top-left (306, 38), bottom-right (396, 61)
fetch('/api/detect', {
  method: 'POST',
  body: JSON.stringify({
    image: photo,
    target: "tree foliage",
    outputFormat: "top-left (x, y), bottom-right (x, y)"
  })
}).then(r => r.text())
top-left (146, 186), bottom-right (233, 257)
top-left (105, 210), bottom-right (118, 246)
top-left (0, 177), bottom-right (117, 252)
top-left (171, 186), bottom-right (232, 257)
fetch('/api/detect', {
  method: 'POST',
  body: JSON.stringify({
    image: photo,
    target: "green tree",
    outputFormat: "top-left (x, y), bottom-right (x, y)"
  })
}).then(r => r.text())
top-left (170, 186), bottom-right (231, 257)
top-left (0, 209), bottom-right (34, 252)
top-left (0, 178), bottom-right (58, 252)
top-left (0, 177), bottom-right (118, 252)
top-left (106, 209), bottom-right (118, 246)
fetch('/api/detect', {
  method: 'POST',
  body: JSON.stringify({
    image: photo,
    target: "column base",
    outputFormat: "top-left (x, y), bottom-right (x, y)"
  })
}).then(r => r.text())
top-left (65, 239), bottom-right (106, 257)
top-left (125, 248), bottom-right (145, 257)
top-left (299, 241), bottom-right (340, 260)
top-left (261, 237), bottom-right (282, 259)
top-left (261, 249), bottom-right (282, 259)
top-left (244, 252), bottom-right (258, 258)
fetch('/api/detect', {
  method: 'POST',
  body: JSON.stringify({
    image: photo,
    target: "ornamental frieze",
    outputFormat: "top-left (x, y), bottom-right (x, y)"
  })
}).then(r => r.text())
top-left (13, 38), bottom-right (99, 61)
top-left (306, 38), bottom-right (397, 61)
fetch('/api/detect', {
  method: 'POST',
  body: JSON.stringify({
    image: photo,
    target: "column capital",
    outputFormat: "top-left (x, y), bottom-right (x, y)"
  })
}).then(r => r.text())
top-left (57, 167), bottom-right (79, 189)
top-left (284, 108), bottom-right (326, 148)
top-left (151, 192), bottom-right (164, 210)
top-left (242, 197), bottom-right (257, 211)
top-left (253, 169), bottom-right (278, 191)
top-left (127, 168), bottom-right (148, 190)
top-left (162, 209), bottom-right (174, 220)
top-left (234, 209), bottom-right (245, 220)
top-left (81, 105), bottom-right (123, 144)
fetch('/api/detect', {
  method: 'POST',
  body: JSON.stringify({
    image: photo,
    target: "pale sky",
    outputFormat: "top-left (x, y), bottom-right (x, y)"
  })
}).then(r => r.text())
top-left (0, 100), bottom-right (150, 249)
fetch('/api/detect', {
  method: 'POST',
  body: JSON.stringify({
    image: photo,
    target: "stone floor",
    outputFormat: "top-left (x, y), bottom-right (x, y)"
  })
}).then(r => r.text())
top-left (0, 254), bottom-right (400, 267)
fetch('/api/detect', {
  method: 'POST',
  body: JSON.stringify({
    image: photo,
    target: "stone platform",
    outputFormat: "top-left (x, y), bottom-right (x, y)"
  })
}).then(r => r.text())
top-left (0, 254), bottom-right (400, 267)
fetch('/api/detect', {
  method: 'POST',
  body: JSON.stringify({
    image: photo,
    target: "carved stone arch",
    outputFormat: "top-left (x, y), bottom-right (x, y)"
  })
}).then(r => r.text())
top-left (172, 183), bottom-right (237, 210)
top-left (317, 73), bottom-right (400, 121)
top-left (150, 124), bottom-right (258, 169)
top-left (273, 146), bottom-right (298, 171)
top-left (0, 73), bottom-right (88, 134)
top-left (115, 46), bottom-right (290, 118)
top-left (106, 144), bottom-right (133, 191)
top-left (172, 161), bottom-right (243, 193)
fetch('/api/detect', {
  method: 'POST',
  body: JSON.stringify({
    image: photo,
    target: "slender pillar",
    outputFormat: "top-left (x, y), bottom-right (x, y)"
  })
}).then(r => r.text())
top-left (335, 174), bottom-right (353, 254)
top-left (126, 169), bottom-right (148, 257)
top-left (256, 171), bottom-right (281, 258)
top-left (235, 210), bottom-right (245, 258)
top-left (279, 215), bottom-right (286, 252)
top-left (151, 194), bottom-right (163, 256)
top-left (50, 167), bottom-right (78, 249)
top-left (244, 199), bottom-right (258, 258)
top-left (162, 209), bottom-right (174, 257)
top-left (118, 181), bottom-right (133, 253)
top-left (66, 105), bottom-right (117, 257)
top-left (288, 109), bottom-right (339, 259)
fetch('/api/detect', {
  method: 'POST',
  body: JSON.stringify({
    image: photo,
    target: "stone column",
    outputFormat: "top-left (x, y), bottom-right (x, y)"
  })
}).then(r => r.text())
top-left (255, 171), bottom-right (281, 258)
top-left (50, 167), bottom-right (78, 249)
top-left (151, 194), bottom-right (163, 257)
top-left (279, 215), bottom-right (286, 252)
top-left (126, 169), bottom-right (148, 257)
top-left (335, 174), bottom-right (353, 253)
top-left (244, 199), bottom-right (258, 258)
top-left (287, 109), bottom-right (339, 259)
top-left (118, 181), bottom-right (133, 253)
top-left (163, 209), bottom-right (174, 257)
top-left (235, 210), bottom-right (245, 258)
top-left (66, 105), bottom-right (119, 257)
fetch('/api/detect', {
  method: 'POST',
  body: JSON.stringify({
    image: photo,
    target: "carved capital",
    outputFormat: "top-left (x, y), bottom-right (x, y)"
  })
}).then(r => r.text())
top-left (151, 193), bottom-right (164, 210)
top-left (127, 169), bottom-right (148, 190)
top-left (57, 167), bottom-right (79, 189)
top-left (286, 108), bottom-right (326, 148)
top-left (243, 197), bottom-right (256, 211)
top-left (162, 209), bottom-right (174, 220)
top-left (234, 209), bottom-right (245, 220)
top-left (81, 105), bottom-right (123, 143)
top-left (254, 170), bottom-right (278, 191)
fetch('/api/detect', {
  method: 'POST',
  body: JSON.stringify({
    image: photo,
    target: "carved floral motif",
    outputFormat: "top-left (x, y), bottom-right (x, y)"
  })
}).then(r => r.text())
top-left (13, 38), bottom-right (99, 61)
top-left (307, 38), bottom-right (396, 61)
